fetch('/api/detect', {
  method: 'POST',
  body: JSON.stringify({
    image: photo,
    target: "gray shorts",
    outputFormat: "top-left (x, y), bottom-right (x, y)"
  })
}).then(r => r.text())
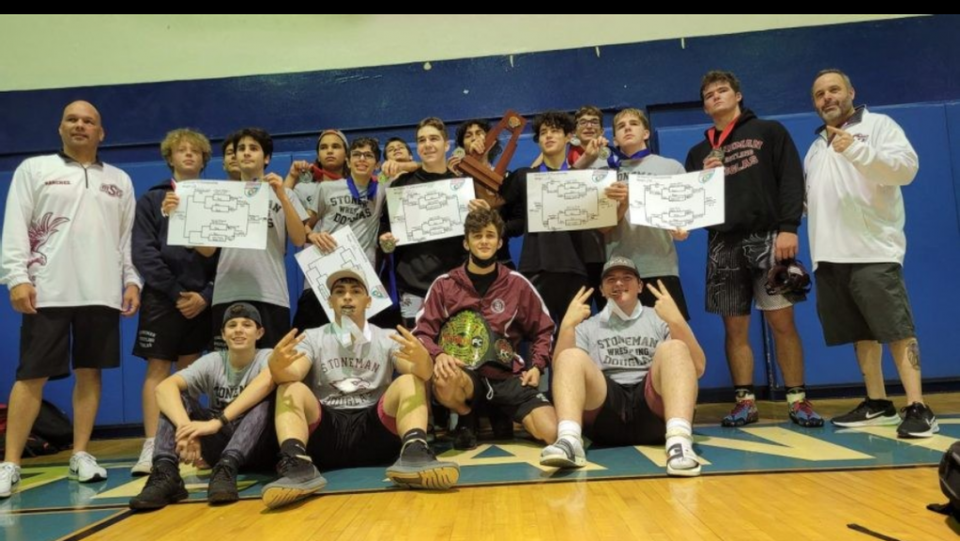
top-left (705, 230), bottom-right (794, 316)
top-left (814, 262), bottom-right (916, 346)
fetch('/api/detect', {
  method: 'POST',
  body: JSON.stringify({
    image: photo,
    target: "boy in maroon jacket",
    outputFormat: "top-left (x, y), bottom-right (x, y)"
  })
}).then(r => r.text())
top-left (413, 209), bottom-right (557, 449)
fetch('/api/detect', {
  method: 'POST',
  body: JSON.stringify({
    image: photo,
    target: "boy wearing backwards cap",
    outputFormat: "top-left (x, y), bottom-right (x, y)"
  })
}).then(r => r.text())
top-left (129, 303), bottom-right (279, 510)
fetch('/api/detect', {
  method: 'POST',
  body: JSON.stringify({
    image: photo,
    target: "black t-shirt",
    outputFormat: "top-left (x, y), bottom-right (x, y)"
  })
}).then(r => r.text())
top-left (466, 266), bottom-right (497, 297)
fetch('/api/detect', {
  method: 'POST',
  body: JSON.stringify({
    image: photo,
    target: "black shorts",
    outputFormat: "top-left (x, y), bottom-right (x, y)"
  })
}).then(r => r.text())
top-left (18, 306), bottom-right (120, 381)
top-left (464, 368), bottom-right (552, 423)
top-left (585, 373), bottom-right (665, 446)
top-left (133, 286), bottom-right (212, 361)
top-left (212, 301), bottom-right (290, 350)
top-left (306, 400), bottom-right (400, 471)
top-left (639, 275), bottom-right (691, 321)
top-left (815, 262), bottom-right (916, 346)
top-left (291, 289), bottom-right (329, 333)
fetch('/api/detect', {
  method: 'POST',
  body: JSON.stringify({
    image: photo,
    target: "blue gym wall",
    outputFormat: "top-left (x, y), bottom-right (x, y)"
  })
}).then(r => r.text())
top-left (1, 15), bottom-right (958, 427)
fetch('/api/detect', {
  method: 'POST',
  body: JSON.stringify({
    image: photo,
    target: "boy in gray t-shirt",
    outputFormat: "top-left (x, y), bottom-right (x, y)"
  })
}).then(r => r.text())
top-left (130, 303), bottom-right (278, 511)
top-left (540, 257), bottom-right (706, 477)
top-left (260, 269), bottom-right (459, 510)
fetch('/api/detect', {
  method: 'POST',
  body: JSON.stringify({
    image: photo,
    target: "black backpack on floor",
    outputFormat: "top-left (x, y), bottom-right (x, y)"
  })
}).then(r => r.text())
top-left (0, 401), bottom-right (66, 456)
top-left (929, 441), bottom-right (960, 518)
top-left (32, 399), bottom-right (73, 451)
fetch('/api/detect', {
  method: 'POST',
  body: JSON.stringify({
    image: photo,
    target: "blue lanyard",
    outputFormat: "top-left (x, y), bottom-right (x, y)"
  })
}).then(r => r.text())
top-left (346, 176), bottom-right (378, 202)
top-left (608, 148), bottom-right (651, 169)
top-left (538, 160), bottom-right (570, 173)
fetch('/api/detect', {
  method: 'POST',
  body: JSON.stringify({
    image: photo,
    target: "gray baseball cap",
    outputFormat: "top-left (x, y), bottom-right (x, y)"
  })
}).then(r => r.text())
top-left (325, 268), bottom-right (368, 293)
top-left (601, 256), bottom-right (640, 280)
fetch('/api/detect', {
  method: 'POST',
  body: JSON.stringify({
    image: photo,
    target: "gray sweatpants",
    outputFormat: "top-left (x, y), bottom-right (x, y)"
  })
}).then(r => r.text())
top-left (154, 394), bottom-right (277, 471)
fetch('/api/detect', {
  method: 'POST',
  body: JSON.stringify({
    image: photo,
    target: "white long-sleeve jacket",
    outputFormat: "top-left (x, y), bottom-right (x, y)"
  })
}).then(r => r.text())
top-left (1, 153), bottom-right (141, 309)
top-left (804, 107), bottom-right (919, 269)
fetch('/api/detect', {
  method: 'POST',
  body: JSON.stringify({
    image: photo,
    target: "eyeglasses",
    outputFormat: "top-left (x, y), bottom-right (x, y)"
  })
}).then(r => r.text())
top-left (577, 119), bottom-right (601, 128)
top-left (350, 151), bottom-right (377, 161)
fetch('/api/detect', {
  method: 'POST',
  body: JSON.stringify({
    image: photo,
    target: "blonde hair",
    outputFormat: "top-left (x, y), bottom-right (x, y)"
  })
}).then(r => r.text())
top-left (160, 128), bottom-right (212, 172)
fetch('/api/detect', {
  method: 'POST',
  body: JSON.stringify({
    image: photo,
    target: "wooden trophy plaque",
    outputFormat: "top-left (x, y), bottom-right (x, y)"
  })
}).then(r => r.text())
top-left (458, 110), bottom-right (527, 208)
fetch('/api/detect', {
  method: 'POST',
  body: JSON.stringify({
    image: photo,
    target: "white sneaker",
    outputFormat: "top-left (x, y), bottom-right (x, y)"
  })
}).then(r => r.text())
top-left (70, 452), bottom-right (107, 483)
top-left (131, 438), bottom-right (155, 476)
top-left (539, 437), bottom-right (586, 468)
top-left (665, 436), bottom-right (701, 477)
top-left (0, 462), bottom-right (21, 498)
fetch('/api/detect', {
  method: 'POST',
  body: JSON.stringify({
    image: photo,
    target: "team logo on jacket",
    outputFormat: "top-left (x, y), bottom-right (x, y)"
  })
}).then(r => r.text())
top-left (491, 298), bottom-right (505, 314)
top-left (27, 212), bottom-right (70, 268)
top-left (99, 184), bottom-right (123, 198)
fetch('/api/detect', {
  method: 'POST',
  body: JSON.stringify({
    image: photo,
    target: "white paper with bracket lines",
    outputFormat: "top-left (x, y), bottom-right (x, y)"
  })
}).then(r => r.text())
top-left (295, 227), bottom-right (392, 322)
top-left (526, 169), bottom-right (618, 233)
top-left (167, 180), bottom-right (270, 249)
top-left (386, 177), bottom-right (475, 245)
top-left (627, 168), bottom-right (725, 230)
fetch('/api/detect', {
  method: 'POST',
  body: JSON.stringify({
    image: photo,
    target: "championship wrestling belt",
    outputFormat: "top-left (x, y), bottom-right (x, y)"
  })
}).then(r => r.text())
top-left (439, 309), bottom-right (515, 369)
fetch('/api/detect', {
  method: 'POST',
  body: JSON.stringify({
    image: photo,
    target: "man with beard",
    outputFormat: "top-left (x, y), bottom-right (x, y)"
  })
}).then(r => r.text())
top-left (804, 69), bottom-right (933, 437)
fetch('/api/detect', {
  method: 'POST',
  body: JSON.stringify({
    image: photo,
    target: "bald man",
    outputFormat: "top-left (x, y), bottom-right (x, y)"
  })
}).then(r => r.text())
top-left (0, 101), bottom-right (142, 498)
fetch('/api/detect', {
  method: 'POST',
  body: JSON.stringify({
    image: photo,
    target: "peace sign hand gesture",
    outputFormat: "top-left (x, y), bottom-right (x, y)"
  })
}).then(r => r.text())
top-left (268, 328), bottom-right (308, 373)
top-left (390, 325), bottom-right (431, 371)
top-left (646, 279), bottom-right (684, 325)
top-left (561, 286), bottom-right (594, 330)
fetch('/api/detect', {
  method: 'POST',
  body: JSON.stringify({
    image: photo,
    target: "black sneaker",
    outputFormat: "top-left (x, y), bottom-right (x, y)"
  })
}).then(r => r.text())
top-left (261, 454), bottom-right (327, 510)
top-left (831, 398), bottom-right (900, 427)
top-left (386, 441), bottom-right (460, 490)
top-left (897, 402), bottom-right (940, 438)
top-left (207, 462), bottom-right (239, 505)
top-left (129, 463), bottom-right (188, 511)
top-left (489, 408), bottom-right (515, 440)
top-left (453, 413), bottom-right (478, 450)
